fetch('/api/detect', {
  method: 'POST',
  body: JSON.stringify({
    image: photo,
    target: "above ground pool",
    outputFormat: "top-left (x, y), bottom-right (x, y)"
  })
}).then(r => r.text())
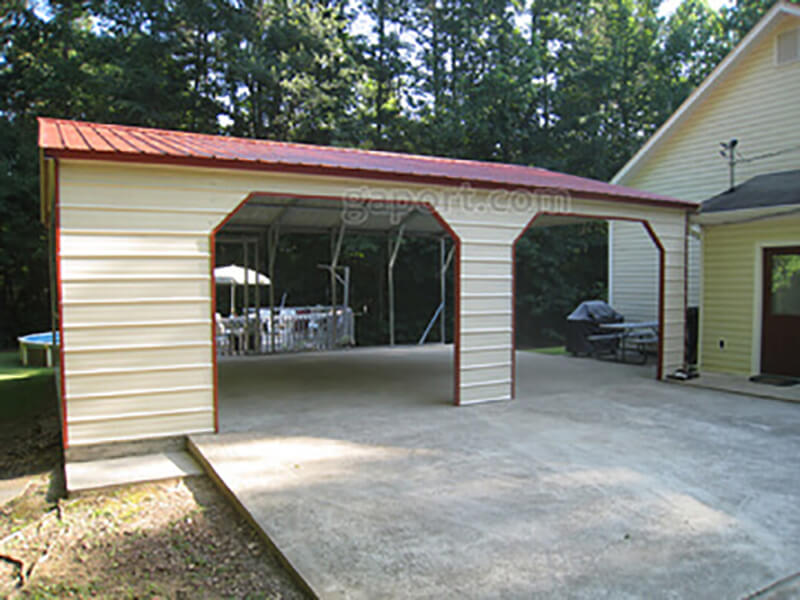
top-left (17, 331), bottom-right (59, 367)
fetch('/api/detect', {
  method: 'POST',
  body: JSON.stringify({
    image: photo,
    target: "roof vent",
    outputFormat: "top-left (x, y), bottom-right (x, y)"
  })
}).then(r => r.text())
top-left (776, 28), bottom-right (800, 65)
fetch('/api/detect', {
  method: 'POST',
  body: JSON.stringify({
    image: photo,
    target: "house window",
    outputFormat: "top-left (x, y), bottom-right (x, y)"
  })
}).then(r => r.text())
top-left (776, 28), bottom-right (800, 65)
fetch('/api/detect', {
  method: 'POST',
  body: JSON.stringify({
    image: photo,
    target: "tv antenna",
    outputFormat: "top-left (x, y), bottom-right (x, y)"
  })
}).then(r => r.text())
top-left (719, 139), bottom-right (738, 189)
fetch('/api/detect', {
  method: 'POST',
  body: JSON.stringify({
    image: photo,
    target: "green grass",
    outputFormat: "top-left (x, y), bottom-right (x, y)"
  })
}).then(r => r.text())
top-left (0, 350), bottom-right (56, 421)
top-left (0, 349), bottom-right (54, 381)
top-left (526, 346), bottom-right (567, 356)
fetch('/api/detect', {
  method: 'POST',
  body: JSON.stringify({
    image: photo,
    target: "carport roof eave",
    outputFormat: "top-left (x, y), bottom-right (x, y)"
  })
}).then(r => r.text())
top-left (40, 121), bottom-right (694, 212)
top-left (47, 148), bottom-right (695, 213)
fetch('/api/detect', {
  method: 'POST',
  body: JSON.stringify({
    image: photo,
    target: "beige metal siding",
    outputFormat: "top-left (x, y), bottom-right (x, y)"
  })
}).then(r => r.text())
top-left (58, 162), bottom-right (243, 445)
top-left (701, 215), bottom-right (800, 375)
top-left (611, 14), bottom-right (800, 324)
top-left (58, 159), bottom-right (687, 444)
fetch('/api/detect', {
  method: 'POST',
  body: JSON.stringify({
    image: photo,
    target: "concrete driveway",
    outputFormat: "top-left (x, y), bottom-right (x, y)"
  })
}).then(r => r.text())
top-left (191, 346), bottom-right (800, 599)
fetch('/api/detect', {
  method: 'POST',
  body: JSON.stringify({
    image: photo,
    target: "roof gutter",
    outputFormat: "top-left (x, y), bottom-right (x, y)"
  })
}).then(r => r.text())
top-left (692, 203), bottom-right (800, 225)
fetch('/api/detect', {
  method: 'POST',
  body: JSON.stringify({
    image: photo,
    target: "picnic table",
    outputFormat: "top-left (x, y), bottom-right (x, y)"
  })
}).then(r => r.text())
top-left (587, 321), bottom-right (659, 364)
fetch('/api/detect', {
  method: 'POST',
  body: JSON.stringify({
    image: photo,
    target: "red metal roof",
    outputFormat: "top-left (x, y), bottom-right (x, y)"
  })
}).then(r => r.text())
top-left (38, 118), bottom-right (693, 208)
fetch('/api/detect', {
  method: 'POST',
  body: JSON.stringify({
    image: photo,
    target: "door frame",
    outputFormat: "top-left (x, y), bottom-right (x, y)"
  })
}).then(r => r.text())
top-left (751, 240), bottom-right (800, 375)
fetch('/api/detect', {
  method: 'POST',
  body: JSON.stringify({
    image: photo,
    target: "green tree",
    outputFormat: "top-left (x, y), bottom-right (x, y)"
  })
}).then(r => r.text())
top-left (220, 0), bottom-right (362, 144)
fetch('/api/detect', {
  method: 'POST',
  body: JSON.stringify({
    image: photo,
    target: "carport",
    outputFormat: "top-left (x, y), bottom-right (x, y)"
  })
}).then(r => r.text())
top-left (38, 118), bottom-right (693, 452)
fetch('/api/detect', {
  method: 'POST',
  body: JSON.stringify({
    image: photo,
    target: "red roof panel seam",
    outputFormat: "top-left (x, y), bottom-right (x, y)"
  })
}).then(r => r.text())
top-left (152, 133), bottom-right (219, 159)
top-left (89, 125), bottom-right (122, 153)
top-left (122, 129), bottom-right (174, 155)
top-left (97, 127), bottom-right (146, 153)
top-left (55, 122), bottom-right (66, 148)
top-left (136, 130), bottom-right (200, 157)
top-left (171, 134), bottom-right (255, 161)
top-left (70, 122), bottom-right (93, 151)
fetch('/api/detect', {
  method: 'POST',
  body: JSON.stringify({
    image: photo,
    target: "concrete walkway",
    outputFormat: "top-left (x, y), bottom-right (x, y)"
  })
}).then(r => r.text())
top-left (192, 346), bottom-right (800, 599)
top-left (679, 370), bottom-right (800, 404)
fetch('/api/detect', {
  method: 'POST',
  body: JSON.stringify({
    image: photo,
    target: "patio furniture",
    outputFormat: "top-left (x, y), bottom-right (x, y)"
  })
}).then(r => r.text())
top-left (595, 321), bottom-right (659, 364)
top-left (215, 314), bottom-right (233, 356)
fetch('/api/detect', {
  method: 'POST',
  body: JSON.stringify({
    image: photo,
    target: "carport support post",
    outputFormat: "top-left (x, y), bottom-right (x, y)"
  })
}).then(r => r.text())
top-left (255, 236), bottom-right (262, 352)
top-left (440, 237), bottom-right (447, 343)
top-left (329, 223), bottom-right (346, 349)
top-left (242, 239), bottom-right (249, 353)
top-left (388, 225), bottom-right (405, 346)
top-left (267, 226), bottom-right (280, 353)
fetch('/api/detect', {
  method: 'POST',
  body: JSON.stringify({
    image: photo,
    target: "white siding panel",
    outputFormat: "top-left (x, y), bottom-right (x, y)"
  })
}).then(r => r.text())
top-left (61, 257), bottom-right (210, 278)
top-left (460, 331), bottom-right (510, 348)
top-left (610, 220), bottom-right (659, 322)
top-left (63, 301), bottom-right (211, 323)
top-left (61, 233), bottom-right (209, 256)
top-left (69, 410), bottom-right (214, 446)
top-left (460, 349), bottom-right (512, 368)
top-left (68, 388), bottom-right (212, 422)
top-left (461, 260), bottom-right (514, 277)
top-left (462, 245), bottom-right (514, 260)
top-left (461, 367), bottom-right (510, 386)
top-left (460, 383), bottom-right (511, 404)
top-left (460, 278), bottom-right (512, 295)
top-left (461, 295), bottom-right (512, 312)
top-left (62, 279), bottom-right (210, 302)
top-left (66, 365), bottom-right (212, 399)
top-left (64, 344), bottom-right (211, 371)
top-left (61, 183), bottom-right (235, 213)
top-left (63, 323), bottom-right (209, 348)
top-left (460, 314), bottom-right (512, 330)
top-left (60, 207), bottom-right (221, 231)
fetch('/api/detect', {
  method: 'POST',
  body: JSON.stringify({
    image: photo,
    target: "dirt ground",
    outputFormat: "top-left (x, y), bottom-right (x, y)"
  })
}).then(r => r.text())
top-left (0, 362), bottom-right (62, 482)
top-left (0, 474), bottom-right (308, 599)
top-left (0, 352), bottom-right (307, 599)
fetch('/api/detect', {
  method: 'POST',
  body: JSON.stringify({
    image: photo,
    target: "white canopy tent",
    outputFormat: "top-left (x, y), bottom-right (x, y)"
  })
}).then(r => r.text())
top-left (214, 264), bottom-right (270, 316)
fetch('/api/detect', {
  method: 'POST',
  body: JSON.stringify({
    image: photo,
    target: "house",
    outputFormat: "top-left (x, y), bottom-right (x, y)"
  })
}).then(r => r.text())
top-left (608, 1), bottom-right (800, 335)
top-left (694, 170), bottom-right (800, 378)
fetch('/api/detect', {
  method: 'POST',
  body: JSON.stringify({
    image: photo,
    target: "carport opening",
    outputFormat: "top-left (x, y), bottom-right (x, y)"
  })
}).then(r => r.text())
top-left (211, 194), bottom-right (459, 432)
top-left (513, 213), bottom-right (664, 389)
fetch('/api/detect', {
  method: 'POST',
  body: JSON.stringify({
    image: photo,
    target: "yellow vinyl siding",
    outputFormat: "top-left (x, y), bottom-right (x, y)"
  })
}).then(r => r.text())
top-left (626, 17), bottom-right (800, 202)
top-left (701, 215), bottom-right (800, 375)
top-left (612, 13), bottom-right (800, 324)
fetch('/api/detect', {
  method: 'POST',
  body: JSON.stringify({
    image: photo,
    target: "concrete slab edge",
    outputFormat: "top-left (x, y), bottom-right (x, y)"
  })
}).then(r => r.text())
top-left (66, 435), bottom-right (187, 463)
top-left (65, 451), bottom-right (203, 496)
top-left (667, 378), bottom-right (800, 405)
top-left (186, 438), bottom-right (320, 600)
top-left (66, 475), bottom-right (187, 498)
